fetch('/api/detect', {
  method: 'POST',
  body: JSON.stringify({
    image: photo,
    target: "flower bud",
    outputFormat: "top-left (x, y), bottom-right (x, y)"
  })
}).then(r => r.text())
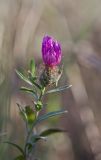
top-left (42, 35), bottom-right (62, 67)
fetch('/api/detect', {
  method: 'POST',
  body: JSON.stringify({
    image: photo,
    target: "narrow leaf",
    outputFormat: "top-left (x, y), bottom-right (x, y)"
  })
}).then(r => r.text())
top-left (45, 85), bottom-right (72, 94)
top-left (29, 129), bottom-right (66, 144)
top-left (20, 87), bottom-right (38, 100)
top-left (20, 87), bottom-right (34, 93)
top-left (17, 103), bottom-right (27, 122)
top-left (3, 141), bottom-right (25, 156)
top-left (36, 110), bottom-right (68, 125)
top-left (30, 79), bottom-right (42, 90)
top-left (15, 70), bottom-right (33, 86)
top-left (16, 69), bottom-right (42, 90)
top-left (40, 128), bottom-right (66, 137)
top-left (30, 59), bottom-right (35, 77)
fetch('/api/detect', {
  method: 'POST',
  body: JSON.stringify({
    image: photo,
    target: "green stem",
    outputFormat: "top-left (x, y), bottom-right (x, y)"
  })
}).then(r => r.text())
top-left (39, 87), bottom-right (45, 101)
top-left (24, 87), bottom-right (45, 159)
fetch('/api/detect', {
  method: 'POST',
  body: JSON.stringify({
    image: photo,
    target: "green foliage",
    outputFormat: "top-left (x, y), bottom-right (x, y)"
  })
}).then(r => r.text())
top-left (5, 59), bottom-right (71, 159)
top-left (20, 87), bottom-right (38, 100)
top-left (35, 110), bottom-right (68, 125)
top-left (15, 70), bottom-right (33, 86)
top-left (3, 142), bottom-right (25, 157)
top-left (17, 103), bottom-right (27, 122)
top-left (20, 87), bottom-right (33, 93)
top-left (16, 69), bottom-right (41, 90)
top-left (25, 128), bottom-right (66, 154)
top-left (40, 128), bottom-right (66, 137)
top-left (30, 59), bottom-right (35, 77)
top-left (46, 85), bottom-right (72, 94)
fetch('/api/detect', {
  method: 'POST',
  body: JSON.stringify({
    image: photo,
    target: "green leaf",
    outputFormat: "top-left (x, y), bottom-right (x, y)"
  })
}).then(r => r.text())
top-left (16, 69), bottom-right (42, 91)
top-left (29, 79), bottom-right (42, 90)
top-left (16, 70), bottom-right (33, 86)
top-left (29, 76), bottom-right (37, 82)
top-left (35, 110), bottom-right (68, 125)
top-left (20, 87), bottom-right (34, 93)
top-left (17, 103), bottom-right (27, 122)
top-left (25, 106), bottom-right (36, 128)
top-left (14, 155), bottom-right (24, 160)
top-left (40, 128), bottom-right (66, 137)
top-left (45, 85), bottom-right (72, 94)
top-left (28, 129), bottom-right (66, 145)
top-left (30, 59), bottom-right (35, 77)
top-left (20, 87), bottom-right (38, 100)
top-left (3, 141), bottom-right (25, 156)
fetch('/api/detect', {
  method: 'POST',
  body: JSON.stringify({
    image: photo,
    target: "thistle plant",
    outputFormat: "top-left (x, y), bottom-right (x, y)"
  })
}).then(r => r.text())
top-left (5, 35), bottom-right (71, 160)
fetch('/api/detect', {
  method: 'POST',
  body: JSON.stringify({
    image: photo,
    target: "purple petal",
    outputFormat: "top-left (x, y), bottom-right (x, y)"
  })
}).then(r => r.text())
top-left (42, 35), bottom-right (62, 66)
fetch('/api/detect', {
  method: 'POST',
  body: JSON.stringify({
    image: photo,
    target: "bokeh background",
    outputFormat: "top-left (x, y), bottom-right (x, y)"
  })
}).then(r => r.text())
top-left (0, 0), bottom-right (101, 159)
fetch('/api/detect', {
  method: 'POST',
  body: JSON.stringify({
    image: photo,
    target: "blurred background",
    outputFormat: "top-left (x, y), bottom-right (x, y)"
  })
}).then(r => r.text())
top-left (0, 0), bottom-right (101, 159)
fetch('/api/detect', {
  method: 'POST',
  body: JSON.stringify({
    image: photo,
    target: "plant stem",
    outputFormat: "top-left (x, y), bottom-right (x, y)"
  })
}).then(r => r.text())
top-left (24, 87), bottom-right (45, 159)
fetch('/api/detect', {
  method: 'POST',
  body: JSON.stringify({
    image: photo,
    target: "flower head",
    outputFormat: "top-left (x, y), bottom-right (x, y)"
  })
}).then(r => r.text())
top-left (42, 35), bottom-right (62, 67)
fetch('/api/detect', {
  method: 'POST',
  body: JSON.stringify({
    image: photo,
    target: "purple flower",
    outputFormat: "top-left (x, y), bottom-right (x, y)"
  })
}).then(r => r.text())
top-left (42, 35), bottom-right (62, 67)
